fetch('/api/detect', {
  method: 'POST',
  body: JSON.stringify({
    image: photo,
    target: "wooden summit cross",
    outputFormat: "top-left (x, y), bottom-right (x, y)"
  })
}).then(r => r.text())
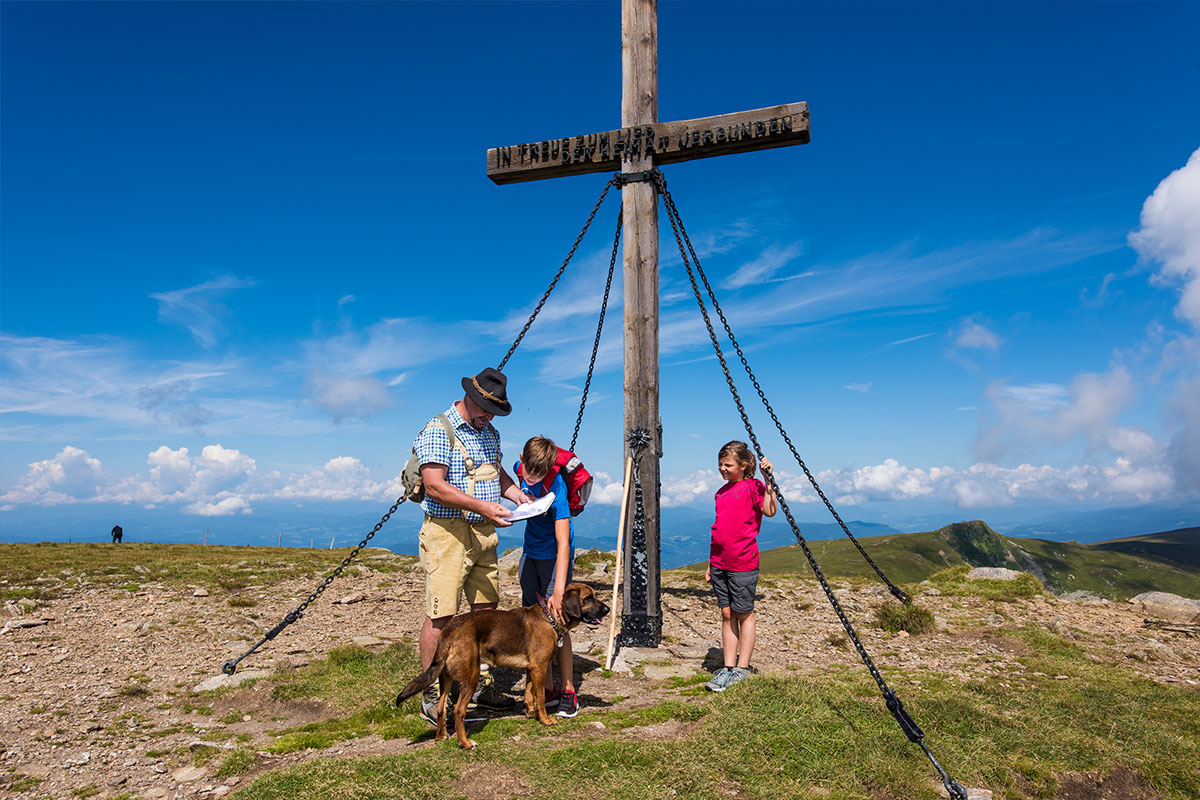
top-left (487, 0), bottom-right (809, 647)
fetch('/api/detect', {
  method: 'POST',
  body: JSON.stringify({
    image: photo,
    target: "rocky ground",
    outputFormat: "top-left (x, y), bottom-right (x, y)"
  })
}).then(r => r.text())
top-left (1, 551), bottom-right (1197, 799)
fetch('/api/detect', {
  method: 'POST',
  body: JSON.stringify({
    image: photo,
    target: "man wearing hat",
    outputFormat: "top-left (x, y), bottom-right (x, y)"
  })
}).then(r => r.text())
top-left (412, 367), bottom-right (530, 721)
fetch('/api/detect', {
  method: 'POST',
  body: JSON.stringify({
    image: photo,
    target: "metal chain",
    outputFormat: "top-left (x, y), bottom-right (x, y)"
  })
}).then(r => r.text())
top-left (657, 173), bottom-right (965, 800)
top-left (654, 172), bottom-right (908, 605)
top-left (571, 206), bottom-right (623, 451)
top-left (498, 178), bottom-right (617, 371)
top-left (221, 495), bottom-right (407, 675)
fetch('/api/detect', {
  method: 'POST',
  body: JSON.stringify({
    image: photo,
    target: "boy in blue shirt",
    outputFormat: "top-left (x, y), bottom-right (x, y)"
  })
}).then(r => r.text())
top-left (516, 436), bottom-right (579, 718)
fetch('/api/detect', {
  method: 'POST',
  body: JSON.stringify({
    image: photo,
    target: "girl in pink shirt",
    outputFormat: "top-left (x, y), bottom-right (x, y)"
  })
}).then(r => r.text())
top-left (704, 441), bottom-right (777, 691)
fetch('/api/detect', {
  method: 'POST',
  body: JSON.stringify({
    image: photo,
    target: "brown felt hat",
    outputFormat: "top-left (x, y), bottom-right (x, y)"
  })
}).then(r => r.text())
top-left (461, 367), bottom-right (512, 416)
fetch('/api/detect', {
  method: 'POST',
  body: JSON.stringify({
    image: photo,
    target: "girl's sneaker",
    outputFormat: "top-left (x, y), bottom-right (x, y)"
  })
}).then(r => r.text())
top-left (725, 667), bottom-right (751, 688)
top-left (556, 689), bottom-right (580, 718)
top-left (705, 667), bottom-right (734, 692)
top-left (544, 686), bottom-right (562, 709)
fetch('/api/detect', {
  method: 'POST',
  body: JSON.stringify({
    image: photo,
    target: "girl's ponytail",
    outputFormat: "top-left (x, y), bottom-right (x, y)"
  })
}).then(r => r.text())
top-left (717, 440), bottom-right (756, 479)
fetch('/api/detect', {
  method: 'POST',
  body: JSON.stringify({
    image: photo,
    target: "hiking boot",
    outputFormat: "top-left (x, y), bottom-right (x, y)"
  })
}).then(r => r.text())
top-left (705, 667), bottom-right (734, 692)
top-left (725, 667), bottom-right (751, 688)
top-left (556, 688), bottom-right (580, 718)
top-left (471, 669), bottom-right (517, 712)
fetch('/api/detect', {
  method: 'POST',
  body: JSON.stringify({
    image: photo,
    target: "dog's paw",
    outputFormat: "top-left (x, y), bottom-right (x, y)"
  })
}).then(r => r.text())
top-left (460, 738), bottom-right (478, 749)
top-left (540, 716), bottom-right (558, 726)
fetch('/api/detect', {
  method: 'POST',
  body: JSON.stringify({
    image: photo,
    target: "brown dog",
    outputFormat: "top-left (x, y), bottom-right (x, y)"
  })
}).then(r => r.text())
top-left (395, 582), bottom-right (609, 748)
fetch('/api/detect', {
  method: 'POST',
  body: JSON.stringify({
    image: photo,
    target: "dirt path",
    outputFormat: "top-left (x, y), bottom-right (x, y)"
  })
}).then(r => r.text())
top-left (2, 555), bottom-right (1196, 799)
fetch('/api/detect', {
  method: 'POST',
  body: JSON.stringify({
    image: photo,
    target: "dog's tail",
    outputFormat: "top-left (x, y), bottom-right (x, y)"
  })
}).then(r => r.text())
top-left (395, 641), bottom-right (448, 706)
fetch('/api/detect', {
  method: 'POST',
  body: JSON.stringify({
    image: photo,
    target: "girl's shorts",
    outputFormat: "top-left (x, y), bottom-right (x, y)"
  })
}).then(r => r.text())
top-left (710, 567), bottom-right (758, 613)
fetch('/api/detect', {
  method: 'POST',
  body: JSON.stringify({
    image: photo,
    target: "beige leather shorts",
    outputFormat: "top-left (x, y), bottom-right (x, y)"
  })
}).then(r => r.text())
top-left (418, 515), bottom-right (500, 619)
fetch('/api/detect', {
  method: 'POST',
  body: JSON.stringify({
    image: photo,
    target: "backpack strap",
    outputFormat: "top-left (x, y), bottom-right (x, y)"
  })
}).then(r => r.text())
top-left (434, 414), bottom-right (502, 522)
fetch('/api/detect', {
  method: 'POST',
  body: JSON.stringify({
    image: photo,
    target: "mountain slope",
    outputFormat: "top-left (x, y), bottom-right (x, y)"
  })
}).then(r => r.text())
top-left (1087, 527), bottom-right (1200, 570)
top-left (756, 520), bottom-right (1200, 600)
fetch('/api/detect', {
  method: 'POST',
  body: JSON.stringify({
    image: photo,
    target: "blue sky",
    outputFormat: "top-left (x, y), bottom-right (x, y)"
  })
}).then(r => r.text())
top-left (3, 1), bottom-right (1199, 530)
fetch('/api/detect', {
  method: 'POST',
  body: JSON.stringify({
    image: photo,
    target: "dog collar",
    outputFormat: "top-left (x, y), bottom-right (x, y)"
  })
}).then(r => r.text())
top-left (537, 595), bottom-right (565, 648)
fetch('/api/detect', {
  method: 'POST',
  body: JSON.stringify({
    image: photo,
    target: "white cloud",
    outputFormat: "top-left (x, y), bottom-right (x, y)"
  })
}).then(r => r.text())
top-left (1129, 147), bottom-right (1200, 328)
top-left (822, 458), bottom-right (939, 503)
top-left (300, 316), bottom-right (459, 421)
top-left (808, 457), bottom-right (1174, 509)
top-left (307, 368), bottom-right (391, 422)
top-left (0, 446), bottom-right (108, 507)
top-left (270, 456), bottom-right (394, 502)
top-left (194, 444), bottom-right (257, 493)
top-left (150, 274), bottom-right (255, 348)
top-left (1, 443), bottom-right (1183, 515)
top-left (1166, 372), bottom-right (1200, 493)
top-left (184, 495), bottom-right (252, 516)
top-left (147, 445), bottom-right (194, 495)
top-left (588, 472), bottom-right (628, 505)
top-left (976, 367), bottom-right (1151, 462)
top-left (137, 379), bottom-right (212, 432)
top-left (660, 470), bottom-right (725, 507)
top-left (0, 333), bottom-right (318, 442)
top-left (722, 242), bottom-right (804, 289)
top-left (845, 382), bottom-right (872, 394)
top-left (954, 319), bottom-right (1002, 351)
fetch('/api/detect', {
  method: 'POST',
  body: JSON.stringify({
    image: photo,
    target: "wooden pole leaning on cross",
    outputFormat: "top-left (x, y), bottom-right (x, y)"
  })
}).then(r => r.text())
top-left (486, 0), bottom-right (809, 648)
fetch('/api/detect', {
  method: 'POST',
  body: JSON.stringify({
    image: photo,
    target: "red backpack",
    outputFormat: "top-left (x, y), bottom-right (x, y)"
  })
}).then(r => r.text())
top-left (516, 447), bottom-right (593, 516)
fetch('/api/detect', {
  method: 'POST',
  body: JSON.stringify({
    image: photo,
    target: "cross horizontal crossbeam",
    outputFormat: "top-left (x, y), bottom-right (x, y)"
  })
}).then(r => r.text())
top-left (487, 102), bottom-right (809, 185)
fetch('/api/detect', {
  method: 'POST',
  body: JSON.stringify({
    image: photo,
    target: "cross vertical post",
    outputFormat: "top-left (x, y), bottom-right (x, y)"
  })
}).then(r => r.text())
top-left (485, 0), bottom-right (809, 653)
top-left (619, 0), bottom-right (661, 647)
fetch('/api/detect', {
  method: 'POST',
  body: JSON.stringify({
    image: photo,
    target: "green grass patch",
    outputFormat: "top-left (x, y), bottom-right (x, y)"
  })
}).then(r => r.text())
top-left (229, 596), bottom-right (258, 608)
top-left (0, 542), bottom-right (416, 600)
top-left (664, 672), bottom-right (711, 689)
top-left (268, 643), bottom-right (419, 711)
top-left (874, 601), bottom-right (937, 634)
top-left (926, 565), bottom-right (1044, 600)
top-left (7, 776), bottom-right (42, 792)
top-left (193, 744), bottom-right (224, 766)
top-left (71, 784), bottom-right (99, 798)
top-left (218, 748), bottom-right (259, 777)
top-left (573, 548), bottom-right (615, 573)
top-left (261, 641), bottom-right (427, 753)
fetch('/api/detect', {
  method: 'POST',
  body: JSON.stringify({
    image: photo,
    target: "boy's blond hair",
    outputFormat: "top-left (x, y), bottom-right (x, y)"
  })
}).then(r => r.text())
top-left (522, 436), bottom-right (559, 478)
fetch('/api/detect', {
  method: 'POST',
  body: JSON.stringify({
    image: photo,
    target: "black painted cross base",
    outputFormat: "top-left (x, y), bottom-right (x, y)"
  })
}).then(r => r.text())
top-left (620, 612), bottom-right (661, 647)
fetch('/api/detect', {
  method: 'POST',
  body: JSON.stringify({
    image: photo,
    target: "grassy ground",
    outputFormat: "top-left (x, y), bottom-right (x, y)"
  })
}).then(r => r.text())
top-left (7, 543), bottom-right (1198, 799)
top-left (224, 625), bottom-right (1200, 800)
top-left (0, 542), bottom-right (410, 603)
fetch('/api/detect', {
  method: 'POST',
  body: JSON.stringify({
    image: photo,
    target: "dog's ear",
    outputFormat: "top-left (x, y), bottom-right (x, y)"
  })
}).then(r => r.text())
top-left (562, 585), bottom-right (583, 621)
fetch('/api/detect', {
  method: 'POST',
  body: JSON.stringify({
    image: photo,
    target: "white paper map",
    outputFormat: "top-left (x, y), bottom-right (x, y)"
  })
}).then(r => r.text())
top-left (503, 491), bottom-right (555, 522)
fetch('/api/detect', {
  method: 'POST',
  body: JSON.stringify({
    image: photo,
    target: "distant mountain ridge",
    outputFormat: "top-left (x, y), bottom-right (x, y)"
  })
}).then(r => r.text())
top-left (756, 521), bottom-right (1200, 600)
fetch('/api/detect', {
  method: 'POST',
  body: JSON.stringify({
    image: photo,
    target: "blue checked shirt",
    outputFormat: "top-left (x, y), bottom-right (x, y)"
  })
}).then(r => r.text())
top-left (414, 404), bottom-right (502, 522)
